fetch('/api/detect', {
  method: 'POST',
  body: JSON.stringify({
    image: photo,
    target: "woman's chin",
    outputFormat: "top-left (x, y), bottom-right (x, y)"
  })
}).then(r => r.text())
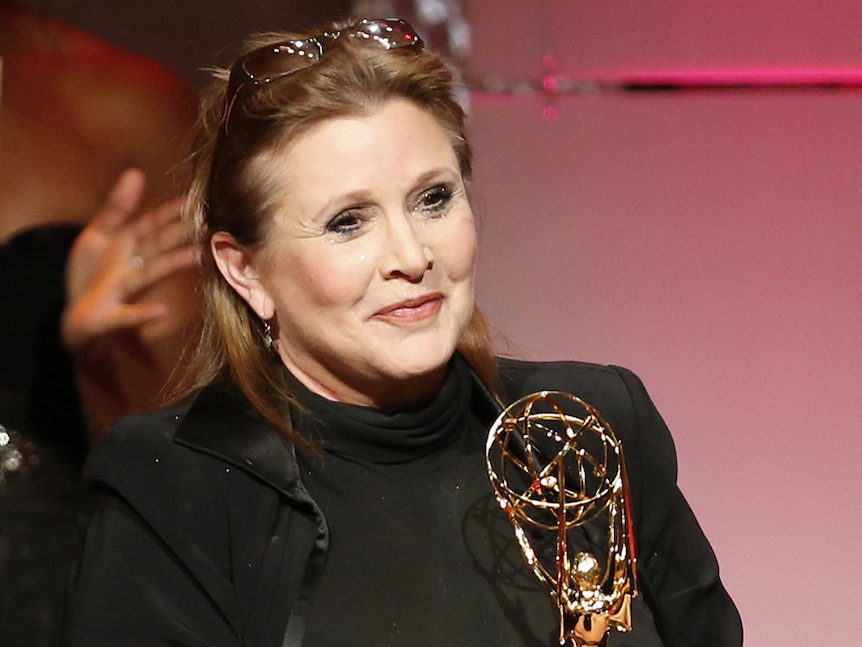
top-left (364, 360), bottom-right (450, 409)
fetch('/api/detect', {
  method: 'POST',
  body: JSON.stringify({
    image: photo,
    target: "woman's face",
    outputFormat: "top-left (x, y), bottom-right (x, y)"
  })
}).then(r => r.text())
top-left (222, 98), bottom-right (477, 408)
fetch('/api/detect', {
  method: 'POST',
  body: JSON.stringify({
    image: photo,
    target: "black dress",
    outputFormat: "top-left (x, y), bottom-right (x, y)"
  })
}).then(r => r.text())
top-left (0, 225), bottom-right (89, 647)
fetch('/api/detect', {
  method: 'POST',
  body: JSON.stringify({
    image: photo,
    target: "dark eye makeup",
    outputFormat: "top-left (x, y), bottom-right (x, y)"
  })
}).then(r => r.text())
top-left (325, 210), bottom-right (364, 236)
top-left (322, 181), bottom-right (460, 239)
top-left (416, 185), bottom-right (454, 215)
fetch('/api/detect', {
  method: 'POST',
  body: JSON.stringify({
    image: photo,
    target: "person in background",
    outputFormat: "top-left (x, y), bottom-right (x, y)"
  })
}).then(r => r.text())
top-left (0, 0), bottom-right (200, 443)
top-left (0, 2), bottom-right (199, 645)
top-left (64, 17), bottom-right (742, 647)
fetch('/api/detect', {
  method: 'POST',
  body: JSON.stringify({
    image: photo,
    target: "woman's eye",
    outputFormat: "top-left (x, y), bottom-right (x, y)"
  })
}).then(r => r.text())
top-left (325, 210), bottom-right (363, 236)
top-left (417, 185), bottom-right (453, 216)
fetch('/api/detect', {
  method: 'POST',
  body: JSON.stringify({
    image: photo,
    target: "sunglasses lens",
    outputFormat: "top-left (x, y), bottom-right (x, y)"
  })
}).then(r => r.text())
top-left (221, 20), bottom-right (422, 133)
top-left (350, 18), bottom-right (424, 49)
top-left (241, 39), bottom-right (324, 83)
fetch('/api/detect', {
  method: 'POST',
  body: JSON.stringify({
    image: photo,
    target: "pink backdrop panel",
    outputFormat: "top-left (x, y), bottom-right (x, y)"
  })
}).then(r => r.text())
top-left (468, 89), bottom-right (862, 646)
top-left (468, 0), bottom-right (862, 83)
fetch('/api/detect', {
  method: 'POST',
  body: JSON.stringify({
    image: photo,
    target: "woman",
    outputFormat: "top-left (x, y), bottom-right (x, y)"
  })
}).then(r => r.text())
top-left (65, 18), bottom-right (742, 647)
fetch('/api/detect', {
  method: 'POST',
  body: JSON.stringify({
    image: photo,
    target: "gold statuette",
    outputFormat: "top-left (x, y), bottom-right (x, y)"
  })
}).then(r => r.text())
top-left (485, 392), bottom-right (637, 646)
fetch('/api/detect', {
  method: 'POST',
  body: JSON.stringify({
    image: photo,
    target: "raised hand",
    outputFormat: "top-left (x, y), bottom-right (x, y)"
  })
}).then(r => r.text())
top-left (60, 168), bottom-right (199, 441)
top-left (61, 168), bottom-right (196, 355)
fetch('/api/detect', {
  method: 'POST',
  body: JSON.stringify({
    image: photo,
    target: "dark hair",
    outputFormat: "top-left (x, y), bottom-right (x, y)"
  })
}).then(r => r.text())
top-left (180, 21), bottom-right (497, 445)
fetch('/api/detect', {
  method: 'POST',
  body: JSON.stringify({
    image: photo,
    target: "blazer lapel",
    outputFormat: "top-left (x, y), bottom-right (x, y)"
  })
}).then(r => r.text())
top-left (173, 384), bottom-right (304, 499)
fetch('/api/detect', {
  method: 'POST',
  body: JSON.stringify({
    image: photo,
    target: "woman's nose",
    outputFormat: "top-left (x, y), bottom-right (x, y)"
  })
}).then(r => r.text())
top-left (380, 214), bottom-right (433, 281)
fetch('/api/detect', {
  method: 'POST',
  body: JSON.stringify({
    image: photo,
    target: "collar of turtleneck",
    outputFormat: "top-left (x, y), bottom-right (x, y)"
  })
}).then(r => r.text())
top-left (284, 354), bottom-right (473, 465)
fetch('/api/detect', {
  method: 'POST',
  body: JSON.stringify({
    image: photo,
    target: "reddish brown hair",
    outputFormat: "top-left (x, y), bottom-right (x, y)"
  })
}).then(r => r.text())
top-left (180, 22), bottom-right (497, 444)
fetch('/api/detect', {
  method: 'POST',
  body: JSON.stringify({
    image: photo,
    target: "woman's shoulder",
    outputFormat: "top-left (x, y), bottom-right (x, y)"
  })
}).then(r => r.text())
top-left (494, 357), bottom-right (673, 468)
top-left (83, 389), bottom-right (209, 493)
top-left (496, 356), bottom-right (647, 407)
top-left (72, 386), bottom-right (305, 631)
top-left (85, 382), bottom-right (302, 504)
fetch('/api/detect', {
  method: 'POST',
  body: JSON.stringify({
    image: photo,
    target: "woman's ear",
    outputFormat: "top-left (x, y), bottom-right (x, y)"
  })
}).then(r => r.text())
top-left (211, 232), bottom-right (275, 319)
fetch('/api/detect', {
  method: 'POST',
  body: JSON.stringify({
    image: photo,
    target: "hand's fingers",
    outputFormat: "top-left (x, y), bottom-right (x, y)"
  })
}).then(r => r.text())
top-left (129, 195), bottom-right (186, 238)
top-left (159, 218), bottom-right (192, 253)
top-left (114, 302), bottom-right (172, 330)
top-left (124, 247), bottom-right (198, 298)
top-left (135, 213), bottom-right (191, 260)
top-left (93, 303), bottom-right (171, 336)
top-left (62, 302), bottom-right (170, 353)
top-left (89, 168), bottom-right (148, 233)
top-left (69, 234), bottom-right (196, 313)
top-left (148, 196), bottom-right (186, 230)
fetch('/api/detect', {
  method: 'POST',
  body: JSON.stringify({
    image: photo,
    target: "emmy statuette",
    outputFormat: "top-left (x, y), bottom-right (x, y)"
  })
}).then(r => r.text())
top-left (486, 392), bottom-right (638, 647)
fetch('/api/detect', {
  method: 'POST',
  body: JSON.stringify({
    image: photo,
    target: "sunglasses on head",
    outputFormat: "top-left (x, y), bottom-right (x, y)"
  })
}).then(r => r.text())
top-left (220, 18), bottom-right (424, 134)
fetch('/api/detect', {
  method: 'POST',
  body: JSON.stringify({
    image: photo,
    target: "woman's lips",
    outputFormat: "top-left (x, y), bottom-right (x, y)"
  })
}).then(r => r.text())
top-left (375, 293), bottom-right (443, 322)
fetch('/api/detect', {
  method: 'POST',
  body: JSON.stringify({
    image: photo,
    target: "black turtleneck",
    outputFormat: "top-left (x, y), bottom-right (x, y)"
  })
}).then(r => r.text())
top-left (292, 356), bottom-right (559, 647)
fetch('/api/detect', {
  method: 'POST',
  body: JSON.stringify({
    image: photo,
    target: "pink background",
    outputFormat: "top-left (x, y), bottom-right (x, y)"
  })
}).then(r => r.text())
top-left (467, 2), bottom-right (862, 645)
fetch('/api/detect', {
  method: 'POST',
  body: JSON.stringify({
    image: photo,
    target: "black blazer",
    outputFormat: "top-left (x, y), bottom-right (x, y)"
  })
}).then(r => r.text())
top-left (64, 358), bottom-right (742, 646)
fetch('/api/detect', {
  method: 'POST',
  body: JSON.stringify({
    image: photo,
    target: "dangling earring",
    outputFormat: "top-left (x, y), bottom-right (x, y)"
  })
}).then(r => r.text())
top-left (261, 316), bottom-right (273, 350)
